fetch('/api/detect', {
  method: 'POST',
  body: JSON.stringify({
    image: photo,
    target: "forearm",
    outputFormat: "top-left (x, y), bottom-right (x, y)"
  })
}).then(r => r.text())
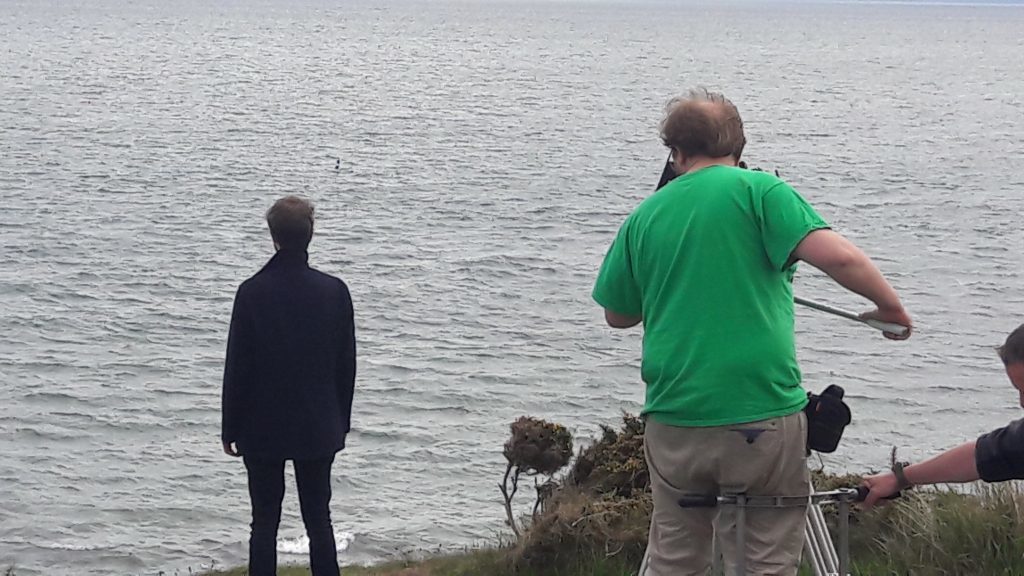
top-left (338, 313), bottom-right (357, 432)
top-left (905, 441), bottom-right (980, 486)
top-left (221, 333), bottom-right (243, 441)
top-left (221, 379), bottom-right (239, 441)
top-left (338, 359), bottom-right (356, 431)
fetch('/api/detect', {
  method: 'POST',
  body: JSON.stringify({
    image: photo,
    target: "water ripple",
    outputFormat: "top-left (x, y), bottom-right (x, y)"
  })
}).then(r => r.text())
top-left (2, 0), bottom-right (1024, 575)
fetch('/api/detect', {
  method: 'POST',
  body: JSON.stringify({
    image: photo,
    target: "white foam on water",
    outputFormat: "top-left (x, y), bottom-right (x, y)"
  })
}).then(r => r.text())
top-left (277, 531), bottom-right (355, 555)
top-left (33, 541), bottom-right (111, 552)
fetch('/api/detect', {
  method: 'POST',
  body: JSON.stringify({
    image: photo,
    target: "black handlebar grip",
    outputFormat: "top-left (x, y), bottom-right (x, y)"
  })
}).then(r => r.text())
top-left (855, 485), bottom-right (902, 503)
top-left (677, 495), bottom-right (719, 508)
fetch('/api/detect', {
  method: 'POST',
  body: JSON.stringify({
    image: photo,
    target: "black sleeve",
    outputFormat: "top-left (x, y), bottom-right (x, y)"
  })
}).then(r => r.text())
top-left (221, 287), bottom-right (250, 444)
top-left (975, 418), bottom-right (1024, 482)
top-left (337, 281), bottom-right (357, 437)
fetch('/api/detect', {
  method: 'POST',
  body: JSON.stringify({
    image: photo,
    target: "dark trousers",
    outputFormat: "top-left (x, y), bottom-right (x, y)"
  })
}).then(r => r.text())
top-left (244, 455), bottom-right (340, 576)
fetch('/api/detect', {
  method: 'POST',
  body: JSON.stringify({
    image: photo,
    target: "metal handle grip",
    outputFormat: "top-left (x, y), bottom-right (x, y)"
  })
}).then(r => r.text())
top-left (864, 318), bottom-right (910, 337)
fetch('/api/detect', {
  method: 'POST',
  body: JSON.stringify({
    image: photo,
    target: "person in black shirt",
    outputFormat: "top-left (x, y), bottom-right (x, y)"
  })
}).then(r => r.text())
top-left (221, 195), bottom-right (357, 576)
top-left (862, 323), bottom-right (1024, 506)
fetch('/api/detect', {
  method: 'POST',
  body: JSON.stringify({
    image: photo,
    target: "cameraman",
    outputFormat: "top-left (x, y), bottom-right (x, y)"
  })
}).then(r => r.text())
top-left (593, 88), bottom-right (912, 576)
top-left (862, 324), bottom-right (1024, 506)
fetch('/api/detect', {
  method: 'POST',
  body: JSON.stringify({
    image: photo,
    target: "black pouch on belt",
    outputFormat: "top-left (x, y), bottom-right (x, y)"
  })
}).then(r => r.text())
top-left (804, 384), bottom-right (852, 453)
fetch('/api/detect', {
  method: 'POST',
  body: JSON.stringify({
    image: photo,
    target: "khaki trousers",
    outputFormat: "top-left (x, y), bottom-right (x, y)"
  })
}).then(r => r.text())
top-left (643, 411), bottom-right (809, 576)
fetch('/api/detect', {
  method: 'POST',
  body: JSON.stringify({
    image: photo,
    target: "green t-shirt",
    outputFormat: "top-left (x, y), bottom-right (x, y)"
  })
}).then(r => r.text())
top-left (593, 165), bottom-right (830, 427)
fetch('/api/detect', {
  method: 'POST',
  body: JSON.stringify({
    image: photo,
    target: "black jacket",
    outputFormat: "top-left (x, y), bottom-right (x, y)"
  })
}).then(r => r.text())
top-left (221, 248), bottom-right (356, 460)
top-left (976, 417), bottom-right (1024, 482)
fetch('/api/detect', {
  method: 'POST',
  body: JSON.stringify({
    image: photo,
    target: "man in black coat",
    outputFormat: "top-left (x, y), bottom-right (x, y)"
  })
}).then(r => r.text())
top-left (221, 195), bottom-right (356, 576)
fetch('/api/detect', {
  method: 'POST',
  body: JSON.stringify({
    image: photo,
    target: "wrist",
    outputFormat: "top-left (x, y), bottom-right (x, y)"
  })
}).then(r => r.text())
top-left (893, 461), bottom-right (915, 490)
top-left (877, 298), bottom-right (904, 315)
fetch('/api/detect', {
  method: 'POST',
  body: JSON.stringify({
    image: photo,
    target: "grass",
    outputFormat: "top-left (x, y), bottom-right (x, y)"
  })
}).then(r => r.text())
top-left (843, 483), bottom-right (1024, 575)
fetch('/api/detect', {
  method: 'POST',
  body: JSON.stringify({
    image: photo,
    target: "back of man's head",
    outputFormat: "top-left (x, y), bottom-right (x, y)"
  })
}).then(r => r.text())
top-left (660, 88), bottom-right (746, 161)
top-left (999, 324), bottom-right (1024, 366)
top-left (266, 196), bottom-right (314, 250)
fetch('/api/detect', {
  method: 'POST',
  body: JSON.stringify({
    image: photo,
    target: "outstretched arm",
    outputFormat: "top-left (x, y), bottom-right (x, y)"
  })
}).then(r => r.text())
top-left (863, 418), bottom-right (1024, 506)
top-left (861, 441), bottom-right (979, 507)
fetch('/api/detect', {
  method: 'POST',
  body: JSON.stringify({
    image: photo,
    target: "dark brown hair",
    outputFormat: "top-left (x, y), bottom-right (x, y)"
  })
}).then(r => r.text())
top-left (659, 88), bottom-right (746, 161)
top-left (266, 195), bottom-right (314, 250)
top-left (998, 324), bottom-right (1024, 365)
